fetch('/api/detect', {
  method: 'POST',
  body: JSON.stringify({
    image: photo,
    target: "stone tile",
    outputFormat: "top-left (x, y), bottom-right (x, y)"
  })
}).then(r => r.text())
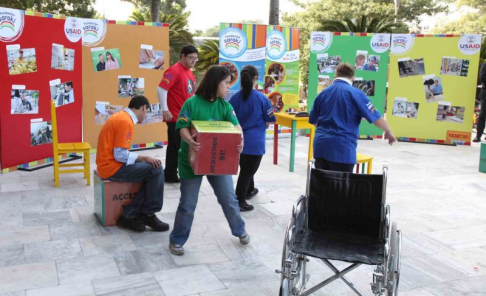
top-left (1, 182), bottom-right (39, 193)
top-left (24, 239), bottom-right (82, 262)
top-left (69, 207), bottom-right (96, 223)
top-left (423, 225), bottom-right (486, 250)
top-left (0, 174), bottom-right (21, 184)
top-left (0, 291), bottom-right (26, 296)
top-left (170, 241), bottom-right (230, 266)
top-left (126, 230), bottom-right (171, 251)
top-left (39, 179), bottom-right (79, 189)
top-left (22, 210), bottom-right (72, 227)
top-left (401, 233), bottom-right (454, 258)
top-left (0, 262), bottom-right (58, 294)
top-left (113, 249), bottom-right (178, 275)
top-left (186, 222), bottom-right (236, 244)
top-left (0, 226), bottom-right (50, 248)
top-left (154, 265), bottom-right (225, 296)
top-left (92, 273), bottom-right (164, 296)
top-left (56, 255), bottom-right (121, 284)
top-left (0, 212), bottom-right (22, 229)
top-left (49, 221), bottom-right (101, 241)
top-left (43, 195), bottom-right (88, 211)
top-left (258, 200), bottom-right (296, 216)
top-left (208, 258), bottom-right (278, 289)
top-left (423, 275), bottom-right (486, 295)
top-left (79, 234), bottom-right (136, 257)
top-left (0, 192), bottom-right (22, 213)
top-left (20, 192), bottom-right (45, 213)
top-left (215, 236), bottom-right (278, 261)
top-left (25, 281), bottom-right (95, 296)
top-left (0, 245), bottom-right (27, 268)
top-left (199, 286), bottom-right (268, 296)
top-left (399, 288), bottom-right (435, 296)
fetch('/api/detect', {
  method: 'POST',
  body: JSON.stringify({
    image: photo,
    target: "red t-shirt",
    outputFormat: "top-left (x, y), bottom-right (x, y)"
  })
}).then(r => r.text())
top-left (159, 62), bottom-right (195, 122)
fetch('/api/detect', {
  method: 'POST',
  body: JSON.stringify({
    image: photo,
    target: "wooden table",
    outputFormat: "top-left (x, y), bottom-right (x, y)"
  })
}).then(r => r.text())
top-left (273, 113), bottom-right (315, 172)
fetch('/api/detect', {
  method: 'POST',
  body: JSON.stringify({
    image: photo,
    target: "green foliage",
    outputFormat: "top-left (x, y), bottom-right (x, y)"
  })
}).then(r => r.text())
top-left (2, 0), bottom-right (97, 18)
top-left (317, 16), bottom-right (403, 33)
top-left (123, 0), bottom-right (186, 14)
top-left (194, 39), bottom-right (219, 74)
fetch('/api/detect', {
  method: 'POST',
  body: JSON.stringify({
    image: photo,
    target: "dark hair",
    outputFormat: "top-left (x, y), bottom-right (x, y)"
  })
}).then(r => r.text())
top-left (106, 51), bottom-right (114, 61)
top-left (65, 82), bottom-right (73, 88)
top-left (14, 89), bottom-right (20, 97)
top-left (240, 65), bottom-right (258, 100)
top-left (195, 65), bottom-right (230, 101)
top-left (98, 54), bottom-right (103, 58)
top-left (336, 63), bottom-right (354, 79)
top-left (128, 95), bottom-right (150, 110)
top-left (180, 45), bottom-right (198, 58)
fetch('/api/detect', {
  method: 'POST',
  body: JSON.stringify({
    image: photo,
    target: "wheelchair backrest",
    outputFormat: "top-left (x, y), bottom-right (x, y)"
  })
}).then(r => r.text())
top-left (308, 168), bottom-right (385, 239)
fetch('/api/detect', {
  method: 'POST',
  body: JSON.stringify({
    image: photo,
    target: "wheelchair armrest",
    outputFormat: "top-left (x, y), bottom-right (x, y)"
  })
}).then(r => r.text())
top-left (292, 195), bottom-right (306, 219)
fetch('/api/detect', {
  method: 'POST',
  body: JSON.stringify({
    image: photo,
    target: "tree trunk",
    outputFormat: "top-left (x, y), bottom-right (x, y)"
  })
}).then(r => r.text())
top-left (151, 0), bottom-right (161, 22)
top-left (36, 0), bottom-right (42, 12)
top-left (269, 0), bottom-right (279, 25)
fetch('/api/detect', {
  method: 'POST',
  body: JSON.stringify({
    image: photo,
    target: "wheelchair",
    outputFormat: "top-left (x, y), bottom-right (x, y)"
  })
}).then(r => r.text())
top-left (276, 163), bottom-right (402, 295)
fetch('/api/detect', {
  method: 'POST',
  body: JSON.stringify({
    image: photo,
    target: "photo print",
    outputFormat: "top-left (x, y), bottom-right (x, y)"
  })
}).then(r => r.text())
top-left (423, 75), bottom-right (444, 102)
top-left (398, 57), bottom-right (425, 77)
top-left (317, 53), bottom-right (341, 74)
top-left (7, 45), bottom-right (37, 75)
top-left (11, 86), bottom-right (39, 114)
top-left (362, 55), bottom-right (379, 72)
top-left (352, 78), bottom-right (375, 96)
top-left (31, 119), bottom-right (52, 147)
top-left (267, 63), bottom-right (285, 84)
top-left (91, 47), bottom-right (122, 72)
top-left (436, 102), bottom-right (465, 124)
top-left (268, 92), bottom-right (284, 113)
top-left (392, 97), bottom-right (419, 119)
top-left (50, 79), bottom-right (75, 107)
top-left (354, 50), bottom-right (368, 70)
top-left (264, 75), bottom-right (276, 94)
top-left (440, 57), bottom-right (470, 77)
top-left (220, 61), bottom-right (238, 86)
top-left (95, 102), bottom-right (123, 125)
top-left (139, 44), bottom-right (165, 70)
top-left (118, 76), bottom-right (145, 98)
top-left (317, 75), bottom-right (332, 94)
top-left (51, 43), bottom-right (75, 71)
top-left (142, 104), bottom-right (163, 124)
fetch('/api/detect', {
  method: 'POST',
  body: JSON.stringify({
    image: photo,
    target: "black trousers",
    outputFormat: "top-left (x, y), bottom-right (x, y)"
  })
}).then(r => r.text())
top-left (315, 157), bottom-right (354, 173)
top-left (477, 94), bottom-right (486, 139)
top-left (235, 154), bottom-right (263, 202)
top-left (164, 122), bottom-right (181, 180)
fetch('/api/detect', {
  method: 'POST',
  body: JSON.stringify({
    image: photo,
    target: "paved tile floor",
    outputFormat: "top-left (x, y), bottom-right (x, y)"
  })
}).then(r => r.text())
top-left (1, 137), bottom-right (486, 295)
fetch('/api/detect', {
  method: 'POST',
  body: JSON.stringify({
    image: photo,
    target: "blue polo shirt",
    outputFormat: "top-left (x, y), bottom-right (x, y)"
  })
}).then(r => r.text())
top-left (432, 84), bottom-right (443, 95)
top-left (230, 89), bottom-right (276, 155)
top-left (309, 79), bottom-right (381, 164)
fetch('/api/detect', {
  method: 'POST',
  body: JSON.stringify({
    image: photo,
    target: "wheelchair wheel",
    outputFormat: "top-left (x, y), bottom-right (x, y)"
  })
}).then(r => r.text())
top-left (279, 239), bottom-right (307, 295)
top-left (387, 222), bottom-right (400, 296)
top-left (280, 278), bottom-right (290, 296)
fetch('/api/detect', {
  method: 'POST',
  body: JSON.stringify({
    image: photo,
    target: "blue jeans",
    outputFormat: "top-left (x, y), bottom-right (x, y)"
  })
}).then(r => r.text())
top-left (108, 162), bottom-right (164, 219)
top-left (170, 175), bottom-right (246, 246)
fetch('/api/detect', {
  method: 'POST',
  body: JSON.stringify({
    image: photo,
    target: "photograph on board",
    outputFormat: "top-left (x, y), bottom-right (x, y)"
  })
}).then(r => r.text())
top-left (317, 54), bottom-right (341, 74)
top-left (440, 57), bottom-right (469, 77)
top-left (11, 89), bottom-right (39, 114)
top-left (139, 47), bottom-right (165, 70)
top-left (398, 58), bottom-right (425, 77)
top-left (31, 121), bottom-right (52, 146)
top-left (436, 103), bottom-right (465, 123)
top-left (352, 79), bottom-right (375, 96)
top-left (51, 44), bottom-right (75, 71)
top-left (50, 81), bottom-right (75, 107)
top-left (141, 104), bottom-right (163, 124)
top-left (95, 102), bottom-right (124, 125)
top-left (423, 76), bottom-right (444, 102)
top-left (118, 77), bottom-right (145, 98)
top-left (91, 48), bottom-right (122, 72)
top-left (7, 47), bottom-right (37, 75)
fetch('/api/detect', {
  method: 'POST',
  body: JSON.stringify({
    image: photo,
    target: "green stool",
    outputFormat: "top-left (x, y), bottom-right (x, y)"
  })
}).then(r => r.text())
top-left (480, 143), bottom-right (486, 173)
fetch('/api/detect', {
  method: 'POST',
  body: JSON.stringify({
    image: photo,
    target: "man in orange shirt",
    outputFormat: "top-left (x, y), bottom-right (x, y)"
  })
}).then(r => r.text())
top-left (96, 95), bottom-right (167, 231)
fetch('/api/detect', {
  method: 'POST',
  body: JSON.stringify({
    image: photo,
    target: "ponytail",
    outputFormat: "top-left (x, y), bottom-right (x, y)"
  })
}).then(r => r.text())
top-left (240, 65), bottom-right (259, 100)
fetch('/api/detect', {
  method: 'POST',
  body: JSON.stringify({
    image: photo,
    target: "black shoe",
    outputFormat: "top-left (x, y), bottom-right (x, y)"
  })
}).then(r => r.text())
top-left (165, 177), bottom-right (181, 183)
top-left (473, 137), bottom-right (481, 143)
top-left (117, 215), bottom-right (145, 232)
top-left (239, 200), bottom-right (254, 212)
top-left (246, 188), bottom-right (259, 200)
top-left (139, 214), bottom-right (169, 232)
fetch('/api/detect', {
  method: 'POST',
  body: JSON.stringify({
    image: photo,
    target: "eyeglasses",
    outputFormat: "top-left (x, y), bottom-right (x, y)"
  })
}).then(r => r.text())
top-left (186, 56), bottom-right (198, 61)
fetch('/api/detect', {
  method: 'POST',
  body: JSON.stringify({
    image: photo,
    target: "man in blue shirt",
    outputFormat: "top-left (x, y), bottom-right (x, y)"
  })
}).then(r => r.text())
top-left (362, 56), bottom-right (378, 71)
top-left (309, 63), bottom-right (396, 172)
top-left (432, 80), bottom-right (443, 95)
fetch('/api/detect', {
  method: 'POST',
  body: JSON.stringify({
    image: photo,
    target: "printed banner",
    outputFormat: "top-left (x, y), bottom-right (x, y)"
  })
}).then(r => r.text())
top-left (219, 23), bottom-right (267, 100)
top-left (308, 32), bottom-right (390, 137)
top-left (386, 34), bottom-right (481, 145)
top-left (265, 26), bottom-right (300, 113)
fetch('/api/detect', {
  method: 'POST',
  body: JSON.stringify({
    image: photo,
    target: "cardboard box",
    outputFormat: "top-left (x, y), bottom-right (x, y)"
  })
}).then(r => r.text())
top-left (190, 121), bottom-right (242, 175)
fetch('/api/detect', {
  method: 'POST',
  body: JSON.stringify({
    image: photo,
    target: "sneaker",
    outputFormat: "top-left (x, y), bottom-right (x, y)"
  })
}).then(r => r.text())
top-left (246, 188), bottom-right (259, 200)
top-left (239, 200), bottom-right (254, 212)
top-left (139, 214), bottom-right (169, 232)
top-left (117, 215), bottom-right (145, 232)
top-left (169, 243), bottom-right (184, 255)
top-left (473, 137), bottom-right (481, 143)
top-left (239, 232), bottom-right (251, 245)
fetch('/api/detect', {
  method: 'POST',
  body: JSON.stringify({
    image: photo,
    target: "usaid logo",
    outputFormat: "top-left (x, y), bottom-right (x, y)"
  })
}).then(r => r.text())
top-left (219, 27), bottom-right (247, 59)
top-left (266, 30), bottom-right (286, 60)
top-left (0, 7), bottom-right (24, 42)
top-left (64, 17), bottom-right (82, 43)
top-left (310, 32), bottom-right (332, 53)
top-left (391, 34), bottom-right (414, 55)
top-left (458, 34), bottom-right (481, 55)
top-left (82, 19), bottom-right (106, 46)
top-left (370, 34), bottom-right (390, 53)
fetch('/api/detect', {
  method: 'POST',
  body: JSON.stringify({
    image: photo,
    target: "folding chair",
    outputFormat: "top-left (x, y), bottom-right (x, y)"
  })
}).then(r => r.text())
top-left (276, 163), bottom-right (401, 295)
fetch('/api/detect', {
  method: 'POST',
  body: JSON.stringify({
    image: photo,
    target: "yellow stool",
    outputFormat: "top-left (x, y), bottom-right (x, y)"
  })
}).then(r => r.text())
top-left (356, 153), bottom-right (373, 174)
top-left (51, 101), bottom-right (92, 187)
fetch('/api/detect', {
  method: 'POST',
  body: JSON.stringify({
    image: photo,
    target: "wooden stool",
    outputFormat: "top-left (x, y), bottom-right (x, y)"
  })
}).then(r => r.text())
top-left (356, 153), bottom-right (374, 174)
top-left (94, 170), bottom-right (142, 226)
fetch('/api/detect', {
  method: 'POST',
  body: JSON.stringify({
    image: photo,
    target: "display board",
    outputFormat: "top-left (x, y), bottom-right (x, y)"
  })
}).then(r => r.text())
top-left (308, 32), bottom-right (390, 137)
top-left (219, 23), bottom-right (267, 100)
top-left (0, 8), bottom-right (83, 170)
top-left (386, 34), bottom-right (481, 145)
top-left (82, 21), bottom-right (170, 149)
top-left (265, 25), bottom-right (300, 113)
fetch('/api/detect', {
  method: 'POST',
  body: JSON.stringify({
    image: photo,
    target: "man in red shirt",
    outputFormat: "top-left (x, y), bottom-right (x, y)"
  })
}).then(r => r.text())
top-left (157, 45), bottom-right (198, 183)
